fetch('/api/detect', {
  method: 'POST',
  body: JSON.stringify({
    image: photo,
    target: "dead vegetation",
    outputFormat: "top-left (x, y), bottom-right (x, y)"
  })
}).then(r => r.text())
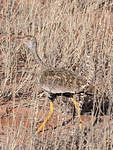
top-left (0, 0), bottom-right (113, 149)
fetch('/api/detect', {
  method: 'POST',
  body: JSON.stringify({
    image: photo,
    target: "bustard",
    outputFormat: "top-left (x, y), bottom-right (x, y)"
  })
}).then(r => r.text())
top-left (18, 35), bottom-right (88, 132)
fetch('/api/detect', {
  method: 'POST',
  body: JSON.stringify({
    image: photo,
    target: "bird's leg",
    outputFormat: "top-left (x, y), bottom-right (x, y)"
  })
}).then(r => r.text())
top-left (70, 98), bottom-right (82, 130)
top-left (37, 94), bottom-right (56, 132)
top-left (37, 101), bottom-right (53, 132)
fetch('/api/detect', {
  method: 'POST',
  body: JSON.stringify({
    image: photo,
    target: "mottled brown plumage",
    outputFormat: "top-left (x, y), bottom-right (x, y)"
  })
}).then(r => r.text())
top-left (40, 68), bottom-right (87, 94)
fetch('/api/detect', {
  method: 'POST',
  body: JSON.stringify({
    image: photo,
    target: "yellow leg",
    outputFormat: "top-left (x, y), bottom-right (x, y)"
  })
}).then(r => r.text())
top-left (70, 98), bottom-right (82, 130)
top-left (37, 101), bottom-right (53, 132)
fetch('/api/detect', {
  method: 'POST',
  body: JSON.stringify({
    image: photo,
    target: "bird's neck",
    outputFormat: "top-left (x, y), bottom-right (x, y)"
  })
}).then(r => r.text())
top-left (33, 47), bottom-right (47, 68)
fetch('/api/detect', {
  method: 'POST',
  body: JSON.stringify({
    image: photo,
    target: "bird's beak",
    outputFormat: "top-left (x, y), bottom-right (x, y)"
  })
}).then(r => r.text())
top-left (16, 36), bottom-right (25, 42)
top-left (16, 36), bottom-right (28, 46)
top-left (14, 36), bottom-right (25, 52)
top-left (16, 36), bottom-right (31, 54)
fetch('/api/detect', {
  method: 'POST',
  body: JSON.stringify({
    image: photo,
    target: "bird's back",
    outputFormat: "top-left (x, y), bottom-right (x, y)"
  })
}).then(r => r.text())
top-left (39, 68), bottom-right (87, 94)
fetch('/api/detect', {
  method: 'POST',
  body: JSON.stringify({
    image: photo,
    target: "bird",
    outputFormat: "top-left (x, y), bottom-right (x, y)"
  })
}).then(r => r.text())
top-left (18, 35), bottom-right (89, 132)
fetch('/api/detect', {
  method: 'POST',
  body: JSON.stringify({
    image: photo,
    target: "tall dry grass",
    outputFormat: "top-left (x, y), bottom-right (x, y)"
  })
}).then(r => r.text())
top-left (0, 0), bottom-right (113, 149)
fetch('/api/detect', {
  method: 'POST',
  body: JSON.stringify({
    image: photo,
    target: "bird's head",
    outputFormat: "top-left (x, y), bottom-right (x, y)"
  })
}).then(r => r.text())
top-left (18, 35), bottom-right (37, 51)
top-left (17, 35), bottom-right (46, 67)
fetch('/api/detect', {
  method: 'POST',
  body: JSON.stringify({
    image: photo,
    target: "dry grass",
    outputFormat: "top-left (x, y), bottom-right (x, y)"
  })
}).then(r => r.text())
top-left (0, 0), bottom-right (113, 149)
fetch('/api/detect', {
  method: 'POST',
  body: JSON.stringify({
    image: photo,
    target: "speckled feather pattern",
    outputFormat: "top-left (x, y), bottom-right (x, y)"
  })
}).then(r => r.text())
top-left (39, 68), bottom-right (87, 93)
